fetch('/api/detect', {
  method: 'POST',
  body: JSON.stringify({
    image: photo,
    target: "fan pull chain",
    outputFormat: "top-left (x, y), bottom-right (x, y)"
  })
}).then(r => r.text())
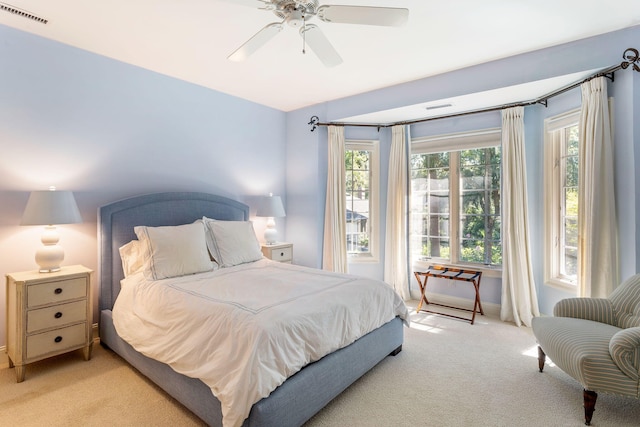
top-left (302, 15), bottom-right (306, 55)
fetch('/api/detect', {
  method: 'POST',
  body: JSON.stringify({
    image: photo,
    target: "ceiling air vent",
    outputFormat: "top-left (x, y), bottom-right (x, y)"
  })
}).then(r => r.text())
top-left (0, 2), bottom-right (48, 24)
top-left (425, 103), bottom-right (453, 111)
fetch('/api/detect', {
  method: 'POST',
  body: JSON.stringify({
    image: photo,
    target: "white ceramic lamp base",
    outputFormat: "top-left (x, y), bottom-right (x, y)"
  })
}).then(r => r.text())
top-left (264, 217), bottom-right (278, 245)
top-left (35, 225), bottom-right (64, 273)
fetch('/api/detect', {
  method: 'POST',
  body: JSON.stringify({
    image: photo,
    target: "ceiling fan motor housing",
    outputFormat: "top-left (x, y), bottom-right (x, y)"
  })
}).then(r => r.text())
top-left (273, 0), bottom-right (319, 27)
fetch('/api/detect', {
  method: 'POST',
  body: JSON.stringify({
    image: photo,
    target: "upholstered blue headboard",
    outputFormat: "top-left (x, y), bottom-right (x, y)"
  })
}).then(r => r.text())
top-left (98, 192), bottom-right (249, 312)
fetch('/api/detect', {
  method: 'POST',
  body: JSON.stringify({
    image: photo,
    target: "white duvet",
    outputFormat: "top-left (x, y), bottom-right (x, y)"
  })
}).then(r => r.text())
top-left (113, 259), bottom-right (408, 427)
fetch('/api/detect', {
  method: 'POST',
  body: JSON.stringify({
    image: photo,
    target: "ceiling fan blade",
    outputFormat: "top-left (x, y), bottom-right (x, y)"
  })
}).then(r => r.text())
top-left (317, 5), bottom-right (409, 26)
top-left (228, 22), bottom-right (283, 62)
top-left (300, 24), bottom-right (343, 68)
top-left (214, 0), bottom-right (269, 8)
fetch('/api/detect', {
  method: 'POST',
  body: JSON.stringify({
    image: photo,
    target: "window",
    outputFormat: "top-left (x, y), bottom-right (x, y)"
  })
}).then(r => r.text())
top-left (544, 110), bottom-right (580, 288)
top-left (345, 140), bottom-right (379, 261)
top-left (410, 129), bottom-right (502, 268)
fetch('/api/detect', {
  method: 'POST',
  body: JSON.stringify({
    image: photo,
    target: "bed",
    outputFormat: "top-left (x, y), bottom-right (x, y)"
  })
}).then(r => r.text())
top-left (98, 191), bottom-right (406, 427)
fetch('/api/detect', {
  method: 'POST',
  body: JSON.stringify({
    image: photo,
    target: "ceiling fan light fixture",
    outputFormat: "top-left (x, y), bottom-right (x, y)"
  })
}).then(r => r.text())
top-left (285, 9), bottom-right (305, 27)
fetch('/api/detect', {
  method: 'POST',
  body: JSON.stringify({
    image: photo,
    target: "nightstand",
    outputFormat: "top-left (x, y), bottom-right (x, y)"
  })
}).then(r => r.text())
top-left (261, 243), bottom-right (293, 263)
top-left (5, 265), bottom-right (93, 382)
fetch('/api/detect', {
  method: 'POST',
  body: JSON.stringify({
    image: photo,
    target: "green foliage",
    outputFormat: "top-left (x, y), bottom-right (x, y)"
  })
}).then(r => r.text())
top-left (458, 148), bottom-right (502, 265)
top-left (345, 150), bottom-right (370, 196)
top-left (411, 147), bottom-right (502, 267)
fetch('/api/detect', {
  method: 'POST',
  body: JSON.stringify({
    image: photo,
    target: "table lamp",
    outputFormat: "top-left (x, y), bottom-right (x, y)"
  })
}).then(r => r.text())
top-left (20, 187), bottom-right (82, 273)
top-left (256, 193), bottom-right (286, 245)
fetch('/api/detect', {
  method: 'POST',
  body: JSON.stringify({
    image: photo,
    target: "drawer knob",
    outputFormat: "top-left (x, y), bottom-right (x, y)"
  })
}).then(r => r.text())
top-left (280, 252), bottom-right (284, 256)
top-left (54, 288), bottom-right (63, 295)
top-left (54, 336), bottom-right (63, 343)
top-left (55, 312), bottom-right (63, 319)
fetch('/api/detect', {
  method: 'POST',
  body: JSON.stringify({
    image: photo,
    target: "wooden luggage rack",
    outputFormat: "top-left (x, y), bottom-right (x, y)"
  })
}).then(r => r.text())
top-left (414, 266), bottom-right (484, 325)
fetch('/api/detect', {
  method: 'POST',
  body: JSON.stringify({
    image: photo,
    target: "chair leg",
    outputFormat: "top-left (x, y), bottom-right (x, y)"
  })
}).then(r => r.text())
top-left (537, 346), bottom-right (546, 372)
top-left (583, 389), bottom-right (597, 426)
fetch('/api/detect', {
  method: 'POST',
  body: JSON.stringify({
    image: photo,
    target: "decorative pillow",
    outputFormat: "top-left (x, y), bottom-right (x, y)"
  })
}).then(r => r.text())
top-left (203, 220), bottom-right (263, 268)
top-left (119, 240), bottom-right (145, 277)
top-left (134, 222), bottom-right (214, 280)
top-left (198, 217), bottom-right (219, 262)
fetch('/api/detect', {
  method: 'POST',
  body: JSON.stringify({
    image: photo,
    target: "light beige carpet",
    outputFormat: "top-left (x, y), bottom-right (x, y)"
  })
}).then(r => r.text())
top-left (2, 303), bottom-right (639, 426)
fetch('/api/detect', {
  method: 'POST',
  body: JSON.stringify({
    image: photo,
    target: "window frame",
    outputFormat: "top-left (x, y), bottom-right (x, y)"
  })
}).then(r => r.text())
top-left (410, 128), bottom-right (502, 276)
top-left (543, 109), bottom-right (580, 290)
top-left (345, 139), bottom-right (380, 263)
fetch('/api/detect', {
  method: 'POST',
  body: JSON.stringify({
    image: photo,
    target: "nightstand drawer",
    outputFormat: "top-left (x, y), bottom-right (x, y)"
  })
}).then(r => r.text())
top-left (27, 277), bottom-right (87, 307)
top-left (271, 247), bottom-right (292, 262)
top-left (26, 323), bottom-right (87, 360)
top-left (27, 300), bottom-right (87, 333)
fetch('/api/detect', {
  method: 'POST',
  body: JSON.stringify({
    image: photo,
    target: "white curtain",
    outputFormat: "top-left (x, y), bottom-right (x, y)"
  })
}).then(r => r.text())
top-left (500, 106), bottom-right (540, 327)
top-left (322, 125), bottom-right (348, 273)
top-left (384, 125), bottom-right (410, 300)
top-left (578, 77), bottom-right (619, 297)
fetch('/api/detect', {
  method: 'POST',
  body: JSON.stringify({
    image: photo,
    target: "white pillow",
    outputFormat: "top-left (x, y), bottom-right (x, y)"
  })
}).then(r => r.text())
top-left (204, 220), bottom-right (262, 268)
top-left (198, 217), bottom-right (219, 262)
top-left (119, 240), bottom-right (145, 277)
top-left (134, 222), bottom-right (214, 280)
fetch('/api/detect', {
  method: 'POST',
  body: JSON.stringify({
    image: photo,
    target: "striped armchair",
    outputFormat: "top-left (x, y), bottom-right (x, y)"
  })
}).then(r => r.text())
top-left (532, 274), bottom-right (640, 426)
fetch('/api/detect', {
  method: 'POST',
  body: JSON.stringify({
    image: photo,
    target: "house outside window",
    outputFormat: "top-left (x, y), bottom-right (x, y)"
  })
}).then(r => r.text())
top-left (410, 129), bottom-right (502, 270)
top-left (544, 110), bottom-right (580, 288)
top-left (345, 140), bottom-right (379, 262)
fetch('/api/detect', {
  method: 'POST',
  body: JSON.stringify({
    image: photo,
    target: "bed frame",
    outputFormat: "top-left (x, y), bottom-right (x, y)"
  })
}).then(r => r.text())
top-left (98, 192), bottom-right (403, 427)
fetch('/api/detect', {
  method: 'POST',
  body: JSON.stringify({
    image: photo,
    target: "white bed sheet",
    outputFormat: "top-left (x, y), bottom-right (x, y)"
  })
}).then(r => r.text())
top-left (113, 259), bottom-right (408, 427)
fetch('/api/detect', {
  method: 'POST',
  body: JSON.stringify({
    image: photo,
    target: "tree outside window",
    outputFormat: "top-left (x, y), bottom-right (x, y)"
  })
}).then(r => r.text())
top-left (410, 141), bottom-right (502, 268)
top-left (544, 110), bottom-right (580, 288)
top-left (345, 140), bottom-right (379, 261)
top-left (459, 147), bottom-right (501, 265)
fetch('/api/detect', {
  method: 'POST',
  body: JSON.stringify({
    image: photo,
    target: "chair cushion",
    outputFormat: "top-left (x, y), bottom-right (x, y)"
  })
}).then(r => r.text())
top-left (532, 316), bottom-right (638, 397)
top-left (609, 274), bottom-right (640, 328)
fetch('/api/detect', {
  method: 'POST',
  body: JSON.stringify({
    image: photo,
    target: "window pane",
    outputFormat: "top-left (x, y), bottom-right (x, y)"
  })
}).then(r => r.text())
top-left (560, 125), bottom-right (579, 281)
top-left (461, 166), bottom-right (486, 190)
top-left (564, 247), bottom-right (578, 277)
top-left (411, 144), bottom-right (500, 267)
top-left (564, 156), bottom-right (578, 187)
top-left (345, 149), bottom-right (372, 254)
top-left (460, 239), bottom-right (486, 264)
top-left (410, 152), bottom-right (450, 261)
top-left (564, 217), bottom-right (578, 246)
top-left (459, 148), bottom-right (502, 266)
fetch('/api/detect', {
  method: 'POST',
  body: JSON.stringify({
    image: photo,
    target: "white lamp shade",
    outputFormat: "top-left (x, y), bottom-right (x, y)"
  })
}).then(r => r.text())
top-left (256, 195), bottom-right (286, 218)
top-left (21, 190), bottom-right (82, 225)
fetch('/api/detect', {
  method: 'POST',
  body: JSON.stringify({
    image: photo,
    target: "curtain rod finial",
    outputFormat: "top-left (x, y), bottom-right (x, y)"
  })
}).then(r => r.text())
top-left (308, 115), bottom-right (320, 132)
top-left (621, 48), bottom-right (640, 72)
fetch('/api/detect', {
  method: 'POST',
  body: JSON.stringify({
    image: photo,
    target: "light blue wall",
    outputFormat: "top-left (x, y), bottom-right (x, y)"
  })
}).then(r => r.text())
top-left (0, 24), bottom-right (286, 346)
top-left (0, 21), bottom-right (637, 351)
top-left (286, 25), bottom-right (640, 315)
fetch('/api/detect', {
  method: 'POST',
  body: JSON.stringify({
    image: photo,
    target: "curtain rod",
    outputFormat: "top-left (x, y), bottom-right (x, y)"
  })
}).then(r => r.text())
top-left (309, 47), bottom-right (639, 132)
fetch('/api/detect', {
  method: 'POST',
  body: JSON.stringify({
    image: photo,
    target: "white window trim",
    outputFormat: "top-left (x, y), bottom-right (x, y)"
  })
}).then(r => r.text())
top-left (411, 128), bottom-right (502, 277)
top-left (543, 109), bottom-right (580, 290)
top-left (345, 139), bottom-right (380, 263)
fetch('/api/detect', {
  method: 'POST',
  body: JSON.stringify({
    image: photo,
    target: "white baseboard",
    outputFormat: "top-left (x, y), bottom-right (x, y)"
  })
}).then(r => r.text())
top-left (0, 323), bottom-right (100, 370)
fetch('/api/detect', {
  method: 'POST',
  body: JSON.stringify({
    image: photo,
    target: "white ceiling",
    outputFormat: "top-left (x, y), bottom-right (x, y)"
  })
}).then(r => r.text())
top-left (337, 68), bottom-right (603, 125)
top-left (1, 0), bottom-right (639, 118)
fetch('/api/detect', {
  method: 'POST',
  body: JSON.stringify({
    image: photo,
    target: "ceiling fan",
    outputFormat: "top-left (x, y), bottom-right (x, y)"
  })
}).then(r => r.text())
top-left (217, 0), bottom-right (409, 67)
